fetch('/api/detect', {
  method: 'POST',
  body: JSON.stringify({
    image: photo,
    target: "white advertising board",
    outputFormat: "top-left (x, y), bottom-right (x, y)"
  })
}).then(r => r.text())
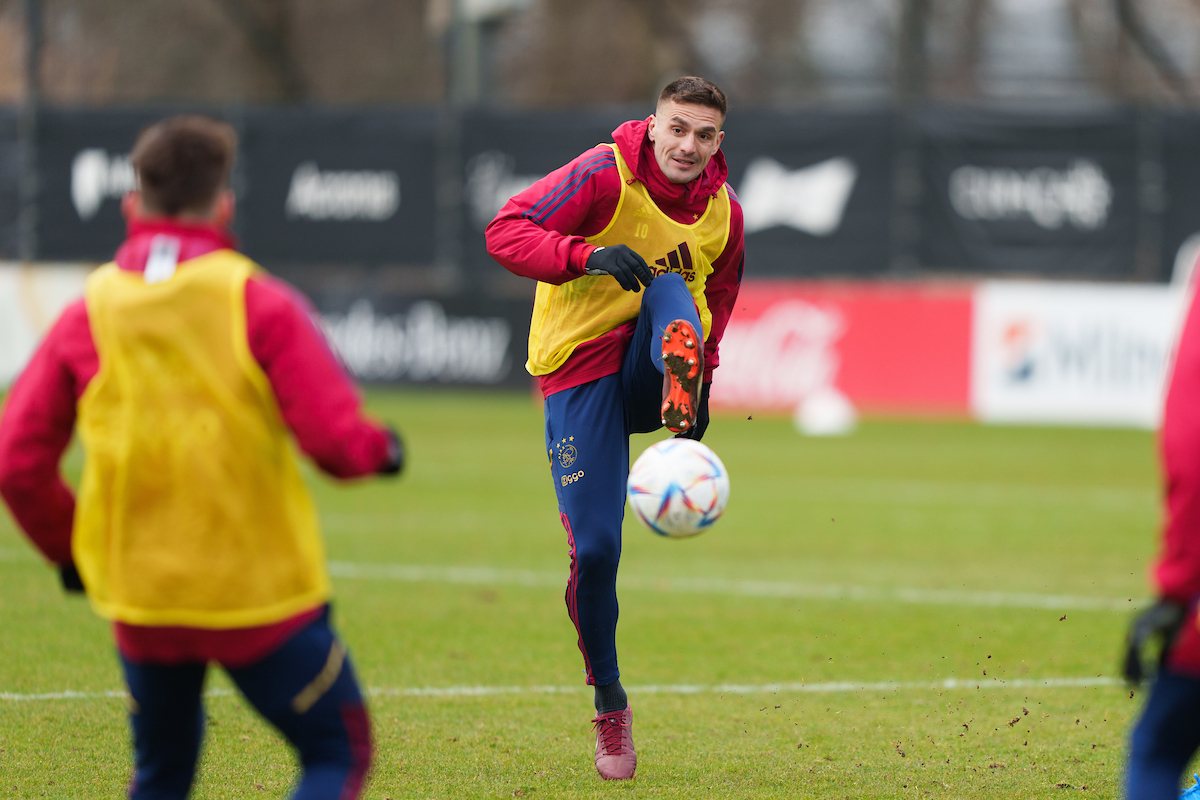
top-left (0, 263), bottom-right (91, 388)
top-left (971, 281), bottom-right (1188, 428)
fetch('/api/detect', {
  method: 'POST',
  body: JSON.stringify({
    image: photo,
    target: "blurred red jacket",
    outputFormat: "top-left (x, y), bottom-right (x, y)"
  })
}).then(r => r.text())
top-left (0, 218), bottom-right (392, 665)
top-left (1158, 276), bottom-right (1200, 674)
top-left (1159, 281), bottom-right (1200, 604)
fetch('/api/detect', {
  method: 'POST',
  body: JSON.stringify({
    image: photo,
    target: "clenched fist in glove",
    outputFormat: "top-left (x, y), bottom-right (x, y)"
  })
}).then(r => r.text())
top-left (1123, 599), bottom-right (1186, 685)
top-left (585, 245), bottom-right (654, 292)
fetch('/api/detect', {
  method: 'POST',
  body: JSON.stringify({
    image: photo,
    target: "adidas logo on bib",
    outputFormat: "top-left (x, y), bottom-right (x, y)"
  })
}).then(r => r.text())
top-left (653, 242), bottom-right (696, 283)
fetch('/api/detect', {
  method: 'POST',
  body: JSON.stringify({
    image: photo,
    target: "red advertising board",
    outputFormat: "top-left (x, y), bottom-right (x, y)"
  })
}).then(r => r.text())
top-left (710, 280), bottom-right (973, 415)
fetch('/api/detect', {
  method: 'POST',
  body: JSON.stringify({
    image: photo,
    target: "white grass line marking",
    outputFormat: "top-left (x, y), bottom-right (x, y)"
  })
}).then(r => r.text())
top-left (0, 690), bottom-right (127, 701)
top-left (327, 561), bottom-right (1145, 612)
top-left (1, 676), bottom-right (1122, 703)
top-left (372, 676), bottom-right (1123, 698)
top-left (318, 479), bottom-right (1154, 524)
top-left (0, 688), bottom-right (236, 702)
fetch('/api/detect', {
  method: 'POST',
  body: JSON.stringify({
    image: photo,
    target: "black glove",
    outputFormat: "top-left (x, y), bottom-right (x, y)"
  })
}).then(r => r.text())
top-left (379, 427), bottom-right (405, 476)
top-left (1123, 599), bottom-right (1186, 685)
top-left (584, 245), bottom-right (653, 292)
top-left (59, 562), bottom-right (85, 594)
top-left (674, 382), bottom-right (711, 441)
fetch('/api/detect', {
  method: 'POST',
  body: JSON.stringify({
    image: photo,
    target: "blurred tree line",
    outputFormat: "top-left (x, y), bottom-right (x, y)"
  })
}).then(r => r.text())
top-left (1, 0), bottom-right (1200, 107)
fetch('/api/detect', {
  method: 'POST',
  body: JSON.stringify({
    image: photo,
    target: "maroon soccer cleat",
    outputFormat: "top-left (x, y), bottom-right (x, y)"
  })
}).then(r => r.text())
top-left (661, 319), bottom-right (703, 434)
top-left (592, 706), bottom-right (637, 780)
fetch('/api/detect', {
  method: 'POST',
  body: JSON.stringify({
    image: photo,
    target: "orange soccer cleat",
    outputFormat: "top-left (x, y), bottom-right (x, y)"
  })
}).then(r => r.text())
top-left (660, 319), bottom-right (703, 434)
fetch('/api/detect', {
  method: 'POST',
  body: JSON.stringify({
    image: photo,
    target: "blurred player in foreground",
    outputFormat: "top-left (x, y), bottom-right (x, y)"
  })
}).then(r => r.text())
top-left (1124, 269), bottom-right (1200, 800)
top-left (0, 116), bottom-right (403, 799)
top-left (486, 76), bottom-right (744, 780)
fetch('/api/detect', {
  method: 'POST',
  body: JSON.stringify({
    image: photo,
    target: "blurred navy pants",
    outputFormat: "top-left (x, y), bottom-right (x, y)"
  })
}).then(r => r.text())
top-left (543, 273), bottom-right (699, 687)
top-left (1127, 669), bottom-right (1200, 799)
top-left (120, 607), bottom-right (371, 800)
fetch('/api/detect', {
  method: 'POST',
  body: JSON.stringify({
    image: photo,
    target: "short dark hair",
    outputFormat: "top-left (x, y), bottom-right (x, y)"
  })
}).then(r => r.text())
top-left (131, 116), bottom-right (237, 216)
top-left (658, 77), bottom-right (728, 119)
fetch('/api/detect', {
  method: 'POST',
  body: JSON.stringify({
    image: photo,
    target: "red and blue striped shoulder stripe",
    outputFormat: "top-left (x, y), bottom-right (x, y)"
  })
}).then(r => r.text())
top-left (522, 148), bottom-right (617, 226)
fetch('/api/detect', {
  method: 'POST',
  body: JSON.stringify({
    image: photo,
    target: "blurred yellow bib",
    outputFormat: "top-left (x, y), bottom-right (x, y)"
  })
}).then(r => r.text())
top-left (75, 251), bottom-right (329, 628)
top-left (525, 143), bottom-right (731, 376)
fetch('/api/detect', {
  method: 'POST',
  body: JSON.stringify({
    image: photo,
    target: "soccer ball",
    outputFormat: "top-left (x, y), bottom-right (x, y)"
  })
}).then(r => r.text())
top-left (626, 439), bottom-right (730, 538)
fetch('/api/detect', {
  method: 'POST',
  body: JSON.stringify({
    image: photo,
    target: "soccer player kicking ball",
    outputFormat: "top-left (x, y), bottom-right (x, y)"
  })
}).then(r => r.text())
top-left (486, 77), bottom-right (744, 780)
top-left (0, 116), bottom-right (403, 799)
top-left (1123, 266), bottom-right (1200, 800)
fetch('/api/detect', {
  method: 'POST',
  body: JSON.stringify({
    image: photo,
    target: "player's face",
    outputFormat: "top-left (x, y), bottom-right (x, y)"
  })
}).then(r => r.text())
top-left (647, 100), bottom-right (725, 185)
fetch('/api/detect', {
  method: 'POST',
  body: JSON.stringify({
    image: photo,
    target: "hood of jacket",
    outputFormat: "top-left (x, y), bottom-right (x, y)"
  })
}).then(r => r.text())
top-left (612, 117), bottom-right (729, 215)
top-left (114, 218), bottom-right (239, 273)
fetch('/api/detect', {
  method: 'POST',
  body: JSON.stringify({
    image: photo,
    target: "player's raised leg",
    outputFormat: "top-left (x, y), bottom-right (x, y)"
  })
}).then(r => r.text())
top-left (623, 271), bottom-right (704, 435)
top-left (227, 608), bottom-right (372, 800)
top-left (120, 659), bottom-right (208, 799)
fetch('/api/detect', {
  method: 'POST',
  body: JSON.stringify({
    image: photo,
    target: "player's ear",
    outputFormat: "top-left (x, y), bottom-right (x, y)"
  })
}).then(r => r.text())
top-left (213, 190), bottom-right (236, 227)
top-left (647, 115), bottom-right (657, 143)
top-left (120, 191), bottom-right (142, 221)
top-left (715, 130), bottom-right (724, 150)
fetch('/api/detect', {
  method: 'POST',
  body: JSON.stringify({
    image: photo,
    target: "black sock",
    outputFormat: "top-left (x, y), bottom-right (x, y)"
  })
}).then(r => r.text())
top-left (594, 679), bottom-right (628, 714)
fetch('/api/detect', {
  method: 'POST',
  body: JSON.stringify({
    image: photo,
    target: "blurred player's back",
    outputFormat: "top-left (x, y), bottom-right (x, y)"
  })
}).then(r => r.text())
top-left (0, 114), bottom-right (404, 800)
top-left (76, 250), bottom-right (328, 626)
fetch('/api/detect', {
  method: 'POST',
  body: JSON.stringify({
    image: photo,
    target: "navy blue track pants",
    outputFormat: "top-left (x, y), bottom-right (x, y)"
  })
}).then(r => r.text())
top-left (120, 606), bottom-right (371, 800)
top-left (1127, 669), bottom-right (1200, 799)
top-left (543, 272), bottom-right (701, 687)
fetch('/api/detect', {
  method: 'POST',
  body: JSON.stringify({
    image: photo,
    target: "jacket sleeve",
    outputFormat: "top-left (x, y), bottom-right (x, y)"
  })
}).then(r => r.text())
top-left (0, 303), bottom-right (87, 565)
top-left (485, 145), bottom-right (621, 284)
top-left (244, 275), bottom-right (392, 479)
top-left (701, 188), bottom-right (745, 383)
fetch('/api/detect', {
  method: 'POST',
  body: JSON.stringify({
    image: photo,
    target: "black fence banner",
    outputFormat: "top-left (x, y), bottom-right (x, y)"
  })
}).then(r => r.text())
top-left (918, 107), bottom-right (1139, 279)
top-left (239, 110), bottom-right (439, 267)
top-left (1162, 111), bottom-right (1200, 282)
top-left (10, 103), bottom-right (1182, 285)
top-left (320, 296), bottom-right (526, 388)
top-left (0, 109), bottom-right (17, 259)
top-left (34, 108), bottom-right (178, 261)
top-left (276, 264), bottom-right (531, 388)
top-left (721, 108), bottom-right (895, 278)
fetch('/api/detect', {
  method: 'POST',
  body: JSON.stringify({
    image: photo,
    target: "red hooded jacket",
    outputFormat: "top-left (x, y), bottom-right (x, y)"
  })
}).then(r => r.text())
top-left (485, 117), bottom-right (744, 396)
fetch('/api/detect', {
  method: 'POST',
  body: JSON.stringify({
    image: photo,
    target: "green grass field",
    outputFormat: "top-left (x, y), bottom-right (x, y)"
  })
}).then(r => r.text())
top-left (0, 389), bottom-right (1174, 798)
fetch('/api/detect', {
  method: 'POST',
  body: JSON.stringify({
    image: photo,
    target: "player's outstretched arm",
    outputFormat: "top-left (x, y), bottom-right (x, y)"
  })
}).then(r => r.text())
top-left (486, 145), bottom-right (621, 285)
top-left (0, 303), bottom-right (86, 587)
top-left (245, 275), bottom-right (400, 480)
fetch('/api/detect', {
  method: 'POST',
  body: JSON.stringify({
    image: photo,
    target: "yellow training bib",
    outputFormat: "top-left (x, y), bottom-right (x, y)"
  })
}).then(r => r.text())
top-left (525, 143), bottom-right (731, 376)
top-left (74, 251), bottom-right (329, 628)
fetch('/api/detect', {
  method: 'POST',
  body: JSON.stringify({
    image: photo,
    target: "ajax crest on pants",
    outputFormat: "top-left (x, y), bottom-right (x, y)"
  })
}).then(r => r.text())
top-left (556, 437), bottom-right (578, 469)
